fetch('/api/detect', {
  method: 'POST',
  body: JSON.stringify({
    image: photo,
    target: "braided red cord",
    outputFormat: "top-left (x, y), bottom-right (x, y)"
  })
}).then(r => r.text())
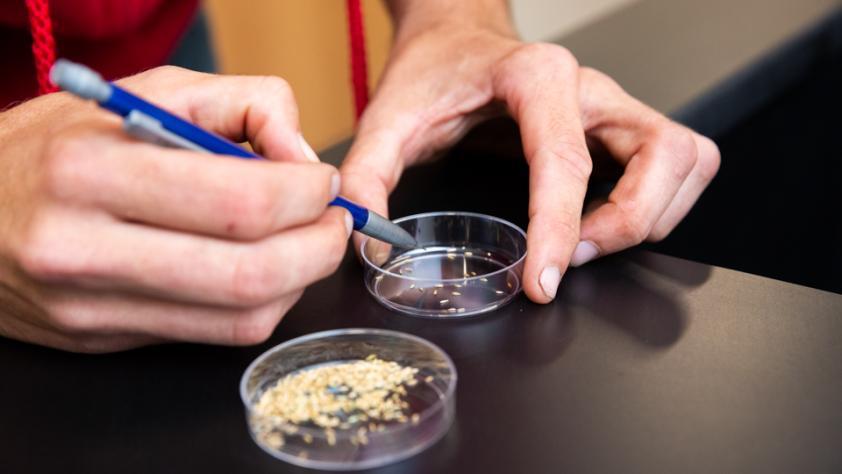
top-left (346, 0), bottom-right (369, 121)
top-left (25, 0), bottom-right (58, 95)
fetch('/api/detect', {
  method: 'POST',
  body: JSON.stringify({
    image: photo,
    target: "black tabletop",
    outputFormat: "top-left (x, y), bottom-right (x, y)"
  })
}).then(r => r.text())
top-left (1, 116), bottom-right (841, 474)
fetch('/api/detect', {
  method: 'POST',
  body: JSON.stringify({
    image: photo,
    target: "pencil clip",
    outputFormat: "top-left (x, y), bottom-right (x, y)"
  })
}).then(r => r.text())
top-left (124, 110), bottom-right (208, 153)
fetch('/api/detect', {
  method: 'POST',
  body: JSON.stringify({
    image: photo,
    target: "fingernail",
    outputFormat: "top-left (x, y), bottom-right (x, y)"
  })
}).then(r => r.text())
top-left (330, 173), bottom-right (341, 200)
top-left (298, 133), bottom-right (320, 163)
top-left (343, 210), bottom-right (353, 238)
top-left (570, 240), bottom-right (600, 267)
top-left (539, 266), bottom-right (561, 300)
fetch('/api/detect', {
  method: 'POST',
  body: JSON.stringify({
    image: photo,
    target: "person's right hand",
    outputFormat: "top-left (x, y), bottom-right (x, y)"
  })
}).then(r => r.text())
top-left (0, 66), bottom-right (351, 353)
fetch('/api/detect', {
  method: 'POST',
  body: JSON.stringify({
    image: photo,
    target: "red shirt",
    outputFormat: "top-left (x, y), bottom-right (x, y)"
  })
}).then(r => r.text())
top-left (0, 0), bottom-right (199, 109)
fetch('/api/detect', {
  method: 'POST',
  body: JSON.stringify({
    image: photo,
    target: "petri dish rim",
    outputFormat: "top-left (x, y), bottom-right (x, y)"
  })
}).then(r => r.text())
top-left (239, 328), bottom-right (458, 470)
top-left (361, 211), bottom-right (528, 284)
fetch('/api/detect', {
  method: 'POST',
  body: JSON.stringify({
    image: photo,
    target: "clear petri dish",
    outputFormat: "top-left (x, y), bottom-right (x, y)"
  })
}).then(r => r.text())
top-left (240, 328), bottom-right (457, 471)
top-left (362, 212), bottom-right (527, 317)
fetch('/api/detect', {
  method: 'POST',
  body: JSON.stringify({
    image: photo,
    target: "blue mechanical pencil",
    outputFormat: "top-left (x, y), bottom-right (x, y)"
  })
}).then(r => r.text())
top-left (49, 59), bottom-right (416, 249)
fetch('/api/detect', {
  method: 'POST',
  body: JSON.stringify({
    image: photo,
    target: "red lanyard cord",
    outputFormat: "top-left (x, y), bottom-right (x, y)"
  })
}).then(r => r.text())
top-left (346, 0), bottom-right (370, 121)
top-left (23, 0), bottom-right (369, 119)
top-left (24, 0), bottom-right (58, 95)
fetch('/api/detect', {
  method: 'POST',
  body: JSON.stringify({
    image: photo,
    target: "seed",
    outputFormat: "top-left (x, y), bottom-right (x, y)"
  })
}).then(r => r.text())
top-left (417, 287), bottom-right (424, 292)
top-left (265, 432), bottom-right (284, 449)
top-left (424, 375), bottom-right (434, 383)
top-left (439, 299), bottom-right (449, 305)
top-left (457, 308), bottom-right (466, 313)
top-left (434, 284), bottom-right (444, 288)
top-left (480, 278), bottom-right (488, 282)
top-left (411, 413), bottom-right (420, 425)
top-left (409, 284), bottom-right (415, 289)
top-left (433, 289), bottom-right (438, 296)
top-left (464, 251), bottom-right (473, 257)
top-left (447, 308), bottom-right (457, 313)
top-left (447, 254), bottom-right (456, 260)
top-left (470, 271), bottom-right (477, 276)
top-left (495, 290), bottom-right (504, 294)
top-left (252, 356), bottom-right (420, 441)
top-left (452, 291), bottom-right (461, 296)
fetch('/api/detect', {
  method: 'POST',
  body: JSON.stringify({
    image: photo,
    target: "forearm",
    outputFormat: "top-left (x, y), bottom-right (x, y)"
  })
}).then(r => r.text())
top-left (384, 0), bottom-right (517, 44)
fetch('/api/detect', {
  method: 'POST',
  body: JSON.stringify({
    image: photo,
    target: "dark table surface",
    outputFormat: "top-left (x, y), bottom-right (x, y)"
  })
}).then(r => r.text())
top-left (1, 114), bottom-right (841, 473)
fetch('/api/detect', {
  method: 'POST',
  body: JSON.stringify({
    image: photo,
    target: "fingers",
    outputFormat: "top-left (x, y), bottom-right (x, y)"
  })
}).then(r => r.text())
top-left (16, 206), bottom-right (352, 308)
top-left (572, 68), bottom-right (719, 266)
top-left (119, 67), bottom-right (317, 163)
top-left (648, 133), bottom-right (720, 240)
top-left (43, 287), bottom-right (303, 348)
top-left (0, 315), bottom-right (163, 353)
top-left (43, 126), bottom-right (341, 240)
top-left (492, 44), bottom-right (592, 303)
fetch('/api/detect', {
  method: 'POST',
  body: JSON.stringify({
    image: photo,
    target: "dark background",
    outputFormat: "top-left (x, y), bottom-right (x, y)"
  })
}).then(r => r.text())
top-left (656, 39), bottom-right (842, 294)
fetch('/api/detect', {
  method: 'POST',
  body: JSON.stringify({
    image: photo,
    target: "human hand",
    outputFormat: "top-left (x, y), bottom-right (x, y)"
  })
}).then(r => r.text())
top-left (0, 66), bottom-right (351, 352)
top-left (341, 19), bottom-right (719, 304)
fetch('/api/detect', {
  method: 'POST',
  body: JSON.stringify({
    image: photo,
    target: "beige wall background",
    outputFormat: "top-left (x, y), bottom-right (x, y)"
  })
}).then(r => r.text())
top-left (205, 0), bottom-right (637, 152)
top-left (512, 0), bottom-right (636, 41)
top-left (204, 0), bottom-right (393, 152)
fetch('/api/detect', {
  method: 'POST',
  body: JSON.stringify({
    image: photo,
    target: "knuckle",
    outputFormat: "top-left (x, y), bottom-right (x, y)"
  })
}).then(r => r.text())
top-left (230, 249), bottom-right (278, 306)
top-left (42, 131), bottom-right (91, 199)
top-left (220, 184), bottom-right (278, 238)
top-left (615, 204), bottom-right (650, 245)
top-left (49, 302), bottom-right (97, 334)
top-left (258, 75), bottom-right (294, 100)
top-left (517, 43), bottom-right (579, 71)
top-left (579, 66), bottom-right (606, 83)
top-left (653, 126), bottom-right (698, 181)
top-left (230, 306), bottom-right (280, 346)
top-left (16, 216), bottom-right (79, 281)
top-left (146, 65), bottom-right (191, 81)
top-left (543, 144), bottom-right (593, 184)
top-left (579, 66), bottom-right (623, 97)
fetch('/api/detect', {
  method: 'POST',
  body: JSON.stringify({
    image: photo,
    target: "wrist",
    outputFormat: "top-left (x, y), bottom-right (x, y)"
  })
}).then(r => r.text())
top-left (386, 0), bottom-right (518, 47)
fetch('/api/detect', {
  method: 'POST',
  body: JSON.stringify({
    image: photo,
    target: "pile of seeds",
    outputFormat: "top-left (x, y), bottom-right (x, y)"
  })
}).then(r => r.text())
top-left (253, 355), bottom-right (423, 449)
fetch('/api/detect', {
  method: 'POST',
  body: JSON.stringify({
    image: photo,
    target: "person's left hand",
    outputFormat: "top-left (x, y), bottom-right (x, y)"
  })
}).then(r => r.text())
top-left (341, 23), bottom-right (719, 303)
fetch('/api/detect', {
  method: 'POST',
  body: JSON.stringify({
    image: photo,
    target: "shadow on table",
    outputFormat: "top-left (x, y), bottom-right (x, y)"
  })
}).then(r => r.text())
top-left (561, 252), bottom-right (711, 349)
top-left (374, 252), bottom-right (706, 370)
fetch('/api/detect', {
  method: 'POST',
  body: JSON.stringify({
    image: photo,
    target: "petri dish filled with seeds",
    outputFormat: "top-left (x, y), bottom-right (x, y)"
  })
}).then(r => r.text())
top-left (362, 211), bottom-right (527, 317)
top-left (240, 328), bottom-right (457, 471)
